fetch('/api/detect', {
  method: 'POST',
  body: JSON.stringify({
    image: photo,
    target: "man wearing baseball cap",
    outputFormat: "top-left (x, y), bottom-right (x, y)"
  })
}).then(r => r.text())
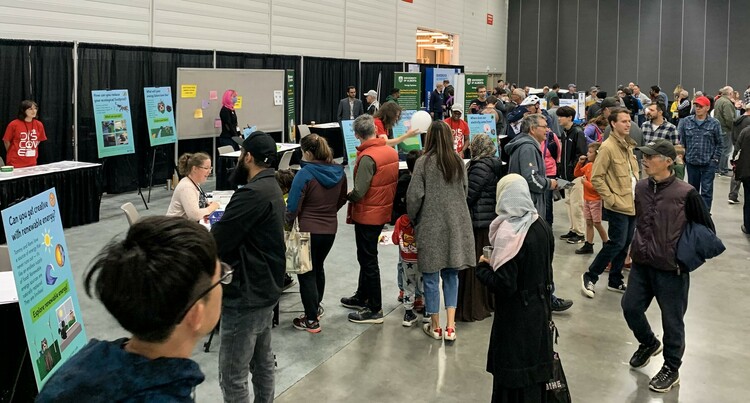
top-left (365, 90), bottom-right (379, 115)
top-left (677, 95), bottom-right (723, 211)
top-left (444, 104), bottom-right (471, 154)
top-left (212, 131), bottom-right (286, 401)
top-left (622, 138), bottom-right (715, 393)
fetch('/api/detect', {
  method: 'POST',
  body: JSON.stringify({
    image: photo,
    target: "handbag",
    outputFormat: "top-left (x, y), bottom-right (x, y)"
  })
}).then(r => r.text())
top-left (546, 321), bottom-right (572, 402)
top-left (284, 219), bottom-right (312, 274)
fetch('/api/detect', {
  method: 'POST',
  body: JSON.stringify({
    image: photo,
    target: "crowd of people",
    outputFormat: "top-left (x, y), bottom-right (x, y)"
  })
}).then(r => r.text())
top-left (31, 78), bottom-right (747, 402)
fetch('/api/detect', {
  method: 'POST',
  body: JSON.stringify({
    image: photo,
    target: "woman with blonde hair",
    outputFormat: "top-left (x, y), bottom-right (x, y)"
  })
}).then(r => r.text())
top-left (407, 121), bottom-right (475, 341)
top-left (166, 152), bottom-right (219, 221)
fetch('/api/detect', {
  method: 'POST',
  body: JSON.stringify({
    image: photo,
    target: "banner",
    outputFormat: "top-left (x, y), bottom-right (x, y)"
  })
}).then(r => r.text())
top-left (394, 72), bottom-right (421, 110)
top-left (144, 87), bottom-right (177, 147)
top-left (286, 70), bottom-right (296, 142)
top-left (340, 120), bottom-right (359, 167)
top-left (92, 89), bottom-right (136, 158)
top-left (2, 188), bottom-right (87, 389)
top-left (425, 67), bottom-right (460, 110)
top-left (576, 91), bottom-right (586, 121)
top-left (392, 110), bottom-right (422, 153)
top-left (464, 74), bottom-right (488, 116)
top-left (467, 114), bottom-right (499, 156)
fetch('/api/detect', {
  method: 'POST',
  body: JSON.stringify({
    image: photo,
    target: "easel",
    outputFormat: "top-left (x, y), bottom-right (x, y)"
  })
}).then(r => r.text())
top-left (146, 144), bottom-right (174, 203)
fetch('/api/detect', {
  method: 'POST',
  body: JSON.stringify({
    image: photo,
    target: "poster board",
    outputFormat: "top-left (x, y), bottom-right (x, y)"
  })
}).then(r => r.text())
top-left (176, 68), bottom-right (285, 139)
top-left (92, 90), bottom-right (136, 158)
top-left (394, 72), bottom-right (421, 110)
top-left (341, 120), bottom-right (358, 165)
top-left (144, 87), bottom-right (177, 147)
top-left (464, 74), bottom-right (488, 116)
top-left (1, 188), bottom-right (87, 388)
top-left (467, 114), bottom-right (500, 156)
top-left (392, 110), bottom-right (422, 153)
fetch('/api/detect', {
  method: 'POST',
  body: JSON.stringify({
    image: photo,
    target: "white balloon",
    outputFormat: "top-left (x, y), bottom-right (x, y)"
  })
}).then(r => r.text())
top-left (410, 111), bottom-right (433, 133)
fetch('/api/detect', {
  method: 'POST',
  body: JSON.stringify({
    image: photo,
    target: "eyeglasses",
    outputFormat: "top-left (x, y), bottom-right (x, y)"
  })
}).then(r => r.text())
top-left (198, 165), bottom-right (213, 172)
top-left (174, 262), bottom-right (233, 324)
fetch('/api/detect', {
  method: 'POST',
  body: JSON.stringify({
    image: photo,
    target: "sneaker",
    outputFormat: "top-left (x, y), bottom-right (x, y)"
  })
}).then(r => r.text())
top-left (742, 225), bottom-right (749, 235)
top-left (607, 282), bottom-right (627, 294)
top-left (566, 234), bottom-right (585, 244)
top-left (317, 306), bottom-right (325, 319)
top-left (402, 310), bottom-right (417, 327)
top-left (728, 197), bottom-right (740, 204)
top-left (422, 323), bottom-right (442, 340)
top-left (559, 231), bottom-right (577, 240)
top-left (282, 274), bottom-right (296, 291)
top-left (581, 273), bottom-right (595, 298)
top-left (422, 313), bottom-right (431, 323)
top-left (629, 339), bottom-right (663, 368)
top-left (649, 365), bottom-right (680, 393)
top-left (551, 298), bottom-right (573, 312)
top-left (397, 290), bottom-right (404, 303)
top-left (340, 294), bottom-right (367, 310)
top-left (575, 242), bottom-right (594, 254)
top-left (413, 298), bottom-right (425, 314)
top-left (292, 315), bottom-right (321, 333)
top-left (348, 308), bottom-right (384, 324)
top-left (444, 326), bottom-right (457, 341)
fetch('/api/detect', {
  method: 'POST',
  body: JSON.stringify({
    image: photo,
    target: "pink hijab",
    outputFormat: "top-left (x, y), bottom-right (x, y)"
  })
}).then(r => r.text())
top-left (222, 90), bottom-right (237, 110)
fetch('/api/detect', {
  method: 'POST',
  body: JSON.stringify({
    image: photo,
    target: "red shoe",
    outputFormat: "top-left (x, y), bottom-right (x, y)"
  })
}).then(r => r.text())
top-left (397, 290), bottom-right (404, 302)
top-left (413, 298), bottom-right (424, 313)
top-left (444, 327), bottom-right (457, 341)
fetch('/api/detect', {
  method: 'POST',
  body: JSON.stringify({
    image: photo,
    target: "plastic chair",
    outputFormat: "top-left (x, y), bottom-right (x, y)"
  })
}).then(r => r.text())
top-left (217, 145), bottom-right (234, 155)
top-left (297, 124), bottom-right (311, 140)
top-left (277, 151), bottom-right (293, 170)
top-left (120, 202), bottom-right (140, 226)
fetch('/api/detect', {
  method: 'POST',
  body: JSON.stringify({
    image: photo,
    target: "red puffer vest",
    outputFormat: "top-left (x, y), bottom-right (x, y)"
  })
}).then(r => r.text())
top-left (351, 137), bottom-right (399, 225)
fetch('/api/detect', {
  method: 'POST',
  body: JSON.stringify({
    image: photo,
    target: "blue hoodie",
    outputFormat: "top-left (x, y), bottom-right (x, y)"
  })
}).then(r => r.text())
top-left (36, 338), bottom-right (204, 403)
top-left (285, 161), bottom-right (347, 234)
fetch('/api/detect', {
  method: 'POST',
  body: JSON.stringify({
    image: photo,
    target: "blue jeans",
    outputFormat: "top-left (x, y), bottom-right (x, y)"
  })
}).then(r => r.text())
top-left (585, 209), bottom-right (635, 286)
top-left (686, 163), bottom-right (716, 211)
top-left (422, 268), bottom-right (458, 315)
top-left (219, 305), bottom-right (276, 403)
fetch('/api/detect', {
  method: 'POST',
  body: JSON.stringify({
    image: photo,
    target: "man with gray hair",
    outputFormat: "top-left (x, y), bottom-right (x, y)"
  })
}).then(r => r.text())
top-left (341, 114), bottom-right (399, 324)
top-left (506, 113), bottom-right (573, 312)
top-left (714, 86), bottom-right (736, 176)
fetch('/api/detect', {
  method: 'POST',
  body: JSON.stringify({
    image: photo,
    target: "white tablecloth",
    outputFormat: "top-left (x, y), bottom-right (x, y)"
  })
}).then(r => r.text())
top-left (0, 161), bottom-right (102, 182)
top-left (220, 143), bottom-right (300, 158)
top-left (310, 122), bottom-right (340, 129)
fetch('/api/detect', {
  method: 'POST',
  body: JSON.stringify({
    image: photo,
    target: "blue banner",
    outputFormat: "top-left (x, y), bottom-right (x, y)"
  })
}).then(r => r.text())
top-left (92, 89), bottom-right (136, 158)
top-left (144, 87), bottom-right (177, 147)
top-left (391, 110), bottom-right (422, 153)
top-left (467, 114), bottom-right (499, 156)
top-left (2, 188), bottom-right (87, 388)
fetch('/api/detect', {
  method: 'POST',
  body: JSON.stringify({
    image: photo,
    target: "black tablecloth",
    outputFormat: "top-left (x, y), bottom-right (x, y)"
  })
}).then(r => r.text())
top-left (0, 165), bottom-right (103, 244)
top-left (309, 126), bottom-right (344, 158)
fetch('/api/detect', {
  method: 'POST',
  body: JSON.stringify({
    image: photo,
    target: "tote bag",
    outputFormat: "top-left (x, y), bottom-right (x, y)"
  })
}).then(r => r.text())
top-left (285, 220), bottom-right (312, 274)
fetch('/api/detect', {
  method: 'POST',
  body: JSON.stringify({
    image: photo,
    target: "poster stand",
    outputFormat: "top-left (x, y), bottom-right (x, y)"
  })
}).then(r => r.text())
top-left (146, 145), bottom-right (172, 203)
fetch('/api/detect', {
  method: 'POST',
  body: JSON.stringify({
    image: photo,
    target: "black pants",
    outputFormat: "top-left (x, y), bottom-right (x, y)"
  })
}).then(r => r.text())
top-left (585, 209), bottom-right (635, 286)
top-left (354, 222), bottom-right (384, 312)
top-left (743, 178), bottom-right (750, 230)
top-left (621, 263), bottom-right (690, 370)
top-left (216, 136), bottom-right (239, 190)
top-left (298, 233), bottom-right (335, 320)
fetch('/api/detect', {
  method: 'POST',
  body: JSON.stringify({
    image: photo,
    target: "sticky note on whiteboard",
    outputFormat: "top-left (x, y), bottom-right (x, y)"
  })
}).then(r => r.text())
top-left (273, 90), bottom-right (283, 106)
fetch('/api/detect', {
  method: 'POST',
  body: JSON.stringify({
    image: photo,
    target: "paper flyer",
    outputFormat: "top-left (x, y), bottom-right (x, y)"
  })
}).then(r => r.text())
top-left (209, 90), bottom-right (218, 100)
top-left (91, 89), bottom-right (136, 158)
top-left (391, 110), bottom-right (422, 153)
top-left (143, 87), bottom-right (177, 147)
top-left (234, 96), bottom-right (243, 109)
top-left (2, 188), bottom-right (87, 388)
top-left (181, 84), bottom-right (197, 98)
top-left (467, 114), bottom-right (500, 157)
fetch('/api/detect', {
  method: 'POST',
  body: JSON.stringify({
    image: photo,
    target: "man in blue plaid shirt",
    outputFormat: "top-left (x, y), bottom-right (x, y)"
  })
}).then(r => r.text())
top-left (642, 102), bottom-right (678, 145)
top-left (678, 96), bottom-right (723, 211)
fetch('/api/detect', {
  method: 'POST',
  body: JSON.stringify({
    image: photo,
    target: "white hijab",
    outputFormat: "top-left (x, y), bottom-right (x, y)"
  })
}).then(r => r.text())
top-left (488, 174), bottom-right (539, 270)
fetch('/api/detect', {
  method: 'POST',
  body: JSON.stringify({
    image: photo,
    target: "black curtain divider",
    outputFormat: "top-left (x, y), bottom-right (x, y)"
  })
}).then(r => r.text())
top-left (360, 62), bottom-right (404, 107)
top-left (303, 56), bottom-right (359, 124)
top-left (78, 44), bottom-right (213, 194)
top-left (0, 40), bottom-right (31, 165)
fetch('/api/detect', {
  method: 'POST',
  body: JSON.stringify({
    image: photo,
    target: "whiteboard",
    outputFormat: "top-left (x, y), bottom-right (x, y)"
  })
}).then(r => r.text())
top-left (176, 68), bottom-right (285, 139)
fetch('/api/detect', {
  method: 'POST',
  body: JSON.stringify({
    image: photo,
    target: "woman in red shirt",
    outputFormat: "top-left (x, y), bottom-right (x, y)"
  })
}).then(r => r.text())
top-left (373, 102), bottom-right (419, 147)
top-left (3, 100), bottom-right (47, 168)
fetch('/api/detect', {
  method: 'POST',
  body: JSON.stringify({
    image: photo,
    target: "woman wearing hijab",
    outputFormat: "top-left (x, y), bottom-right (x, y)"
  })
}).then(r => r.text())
top-left (407, 121), bottom-right (475, 341)
top-left (476, 174), bottom-right (555, 402)
top-left (456, 134), bottom-right (504, 322)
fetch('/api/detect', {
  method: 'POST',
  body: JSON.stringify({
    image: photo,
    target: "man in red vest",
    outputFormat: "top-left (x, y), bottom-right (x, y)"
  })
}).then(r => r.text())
top-left (341, 114), bottom-right (399, 324)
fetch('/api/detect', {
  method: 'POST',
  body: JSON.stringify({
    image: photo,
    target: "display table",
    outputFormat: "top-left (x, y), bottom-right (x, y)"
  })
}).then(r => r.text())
top-left (309, 122), bottom-right (343, 158)
top-left (0, 161), bottom-right (103, 244)
top-left (216, 144), bottom-right (301, 190)
top-left (219, 143), bottom-right (300, 158)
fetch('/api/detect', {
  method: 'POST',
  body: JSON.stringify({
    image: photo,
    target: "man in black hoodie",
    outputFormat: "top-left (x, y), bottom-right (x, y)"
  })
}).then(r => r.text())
top-left (728, 104), bottom-right (750, 204)
top-left (212, 132), bottom-right (285, 402)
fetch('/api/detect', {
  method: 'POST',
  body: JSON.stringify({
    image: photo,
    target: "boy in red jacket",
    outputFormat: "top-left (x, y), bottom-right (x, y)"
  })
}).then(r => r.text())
top-left (573, 142), bottom-right (609, 254)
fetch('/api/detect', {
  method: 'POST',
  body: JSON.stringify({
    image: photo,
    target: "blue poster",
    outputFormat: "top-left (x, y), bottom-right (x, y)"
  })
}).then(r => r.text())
top-left (144, 87), bottom-right (177, 147)
top-left (425, 67), bottom-right (460, 110)
top-left (391, 110), bottom-right (422, 153)
top-left (467, 114), bottom-right (500, 157)
top-left (1, 188), bottom-right (87, 388)
top-left (92, 89), bottom-right (136, 158)
top-left (340, 120), bottom-right (359, 164)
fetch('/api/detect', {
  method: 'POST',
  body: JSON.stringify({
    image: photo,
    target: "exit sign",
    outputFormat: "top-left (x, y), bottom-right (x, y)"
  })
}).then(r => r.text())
top-left (487, 14), bottom-right (494, 25)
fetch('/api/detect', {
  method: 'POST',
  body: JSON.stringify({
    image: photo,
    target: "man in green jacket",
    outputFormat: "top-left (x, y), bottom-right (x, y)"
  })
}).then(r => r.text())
top-left (714, 86), bottom-right (736, 176)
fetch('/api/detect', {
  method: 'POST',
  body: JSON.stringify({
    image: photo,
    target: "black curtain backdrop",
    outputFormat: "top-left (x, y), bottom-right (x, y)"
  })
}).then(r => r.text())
top-left (303, 56), bottom-right (359, 124)
top-left (78, 44), bottom-right (213, 193)
top-left (360, 62), bottom-right (404, 107)
top-left (0, 41), bottom-right (31, 165)
top-left (216, 51), bottom-right (302, 141)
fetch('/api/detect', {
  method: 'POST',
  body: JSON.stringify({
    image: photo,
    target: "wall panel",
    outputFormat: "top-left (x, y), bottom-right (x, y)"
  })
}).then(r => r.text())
top-left (537, 0), bottom-right (559, 86)
top-left (637, 0), bottom-right (660, 88)
top-left (596, 0), bottom-right (618, 91)
top-left (616, 0), bottom-right (640, 85)
top-left (680, 0), bottom-right (705, 94)
top-left (576, 0), bottom-right (598, 87)
top-left (556, 0), bottom-right (579, 86)
top-left (518, 0), bottom-right (540, 86)
top-left (658, 0), bottom-right (683, 96)
top-left (703, 0), bottom-right (729, 94)
top-left (506, 0), bottom-right (521, 83)
top-left (728, 0), bottom-right (750, 92)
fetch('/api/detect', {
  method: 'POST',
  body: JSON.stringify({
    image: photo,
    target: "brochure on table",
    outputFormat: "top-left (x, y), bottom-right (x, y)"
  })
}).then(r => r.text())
top-left (92, 89), bottom-right (136, 158)
top-left (467, 114), bottom-right (500, 157)
top-left (1, 188), bottom-right (87, 389)
top-left (341, 119), bottom-right (359, 170)
top-left (144, 87), bottom-right (177, 147)
top-left (392, 110), bottom-right (422, 153)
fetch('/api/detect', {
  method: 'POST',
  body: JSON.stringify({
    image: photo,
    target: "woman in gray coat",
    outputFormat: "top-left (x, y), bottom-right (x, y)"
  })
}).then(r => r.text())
top-left (407, 121), bottom-right (475, 342)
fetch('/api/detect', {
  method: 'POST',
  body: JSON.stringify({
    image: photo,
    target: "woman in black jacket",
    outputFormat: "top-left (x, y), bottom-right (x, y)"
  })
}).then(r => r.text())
top-left (476, 174), bottom-right (554, 402)
top-left (456, 133), bottom-right (505, 322)
top-left (734, 125), bottom-right (750, 233)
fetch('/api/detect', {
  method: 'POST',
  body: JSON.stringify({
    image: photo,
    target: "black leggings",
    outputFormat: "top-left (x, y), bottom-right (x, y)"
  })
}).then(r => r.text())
top-left (298, 233), bottom-right (336, 320)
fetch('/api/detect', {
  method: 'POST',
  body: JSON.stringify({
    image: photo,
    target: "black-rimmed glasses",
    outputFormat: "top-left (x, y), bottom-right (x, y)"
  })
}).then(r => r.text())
top-left (174, 262), bottom-right (233, 324)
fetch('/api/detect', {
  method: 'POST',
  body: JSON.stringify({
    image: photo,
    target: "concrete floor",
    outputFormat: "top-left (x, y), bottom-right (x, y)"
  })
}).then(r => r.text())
top-left (64, 174), bottom-right (749, 402)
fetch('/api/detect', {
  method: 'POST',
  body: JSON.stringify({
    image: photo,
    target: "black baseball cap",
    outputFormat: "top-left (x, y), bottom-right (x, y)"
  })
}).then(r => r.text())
top-left (241, 131), bottom-right (277, 164)
top-left (636, 139), bottom-right (677, 160)
top-left (600, 97), bottom-right (619, 109)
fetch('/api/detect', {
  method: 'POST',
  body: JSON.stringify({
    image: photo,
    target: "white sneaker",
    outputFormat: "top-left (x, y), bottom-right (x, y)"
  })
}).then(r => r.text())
top-left (581, 273), bottom-right (595, 298)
